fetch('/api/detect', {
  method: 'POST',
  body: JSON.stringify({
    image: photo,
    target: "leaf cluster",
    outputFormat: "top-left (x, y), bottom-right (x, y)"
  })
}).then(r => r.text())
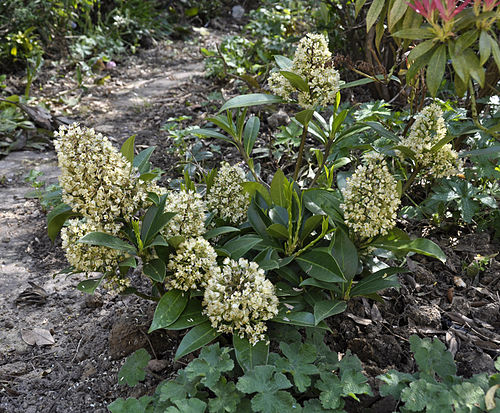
top-left (109, 332), bottom-right (372, 413)
top-left (378, 335), bottom-right (500, 412)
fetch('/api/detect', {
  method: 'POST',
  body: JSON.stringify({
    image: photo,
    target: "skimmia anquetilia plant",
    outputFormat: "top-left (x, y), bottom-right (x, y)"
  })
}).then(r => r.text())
top-left (46, 33), bottom-right (473, 411)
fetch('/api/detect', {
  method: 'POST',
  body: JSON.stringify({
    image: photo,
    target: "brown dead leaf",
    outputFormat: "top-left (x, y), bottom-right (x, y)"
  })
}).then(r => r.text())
top-left (21, 328), bottom-right (55, 346)
top-left (453, 276), bottom-right (466, 288)
top-left (346, 313), bottom-right (372, 326)
top-left (445, 331), bottom-right (459, 358)
top-left (447, 287), bottom-right (454, 303)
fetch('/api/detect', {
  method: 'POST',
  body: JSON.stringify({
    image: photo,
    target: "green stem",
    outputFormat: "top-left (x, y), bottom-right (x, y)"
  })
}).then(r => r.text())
top-left (293, 121), bottom-right (309, 182)
top-left (402, 166), bottom-right (421, 195)
top-left (309, 135), bottom-right (335, 188)
top-left (468, 80), bottom-right (499, 140)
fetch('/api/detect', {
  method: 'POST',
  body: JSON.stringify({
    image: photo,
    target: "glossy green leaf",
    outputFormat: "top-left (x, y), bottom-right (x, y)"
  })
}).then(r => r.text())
top-left (47, 203), bottom-right (78, 242)
top-left (332, 230), bottom-right (358, 281)
top-left (274, 55), bottom-right (293, 69)
top-left (350, 268), bottom-right (401, 297)
top-left (143, 259), bottom-right (166, 283)
top-left (407, 40), bottom-right (436, 62)
top-left (427, 44), bottom-right (446, 97)
top-left (273, 311), bottom-right (330, 330)
top-left (141, 195), bottom-right (176, 245)
top-left (267, 223), bottom-right (289, 240)
top-left (133, 146), bottom-right (155, 174)
top-left (490, 34), bottom-right (500, 71)
top-left (223, 234), bottom-right (262, 260)
top-left (270, 169), bottom-right (288, 208)
top-left (166, 299), bottom-right (208, 330)
top-left (243, 116), bottom-right (260, 156)
top-left (366, 0), bottom-right (385, 31)
top-left (280, 70), bottom-right (309, 92)
top-left (174, 321), bottom-right (221, 360)
top-left (149, 290), bottom-right (189, 333)
top-left (340, 77), bottom-right (375, 89)
top-left (204, 226), bottom-right (240, 240)
top-left (371, 237), bottom-right (447, 263)
top-left (355, 0), bottom-right (367, 17)
top-left (219, 94), bottom-right (282, 112)
top-left (78, 232), bottom-right (137, 255)
top-left (191, 128), bottom-right (233, 143)
top-left (296, 250), bottom-right (345, 283)
top-left (388, 0), bottom-right (408, 32)
top-left (300, 215), bottom-right (323, 242)
top-left (295, 109), bottom-right (314, 126)
top-left (120, 135), bottom-right (135, 164)
top-left (76, 276), bottom-right (103, 294)
top-left (314, 300), bottom-right (347, 324)
top-left (365, 121), bottom-right (399, 141)
top-left (241, 181), bottom-right (272, 206)
top-left (392, 28), bottom-right (434, 39)
top-left (234, 335), bottom-right (269, 372)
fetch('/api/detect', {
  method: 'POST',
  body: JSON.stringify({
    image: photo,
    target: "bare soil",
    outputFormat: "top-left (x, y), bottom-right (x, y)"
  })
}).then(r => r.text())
top-left (0, 32), bottom-right (499, 413)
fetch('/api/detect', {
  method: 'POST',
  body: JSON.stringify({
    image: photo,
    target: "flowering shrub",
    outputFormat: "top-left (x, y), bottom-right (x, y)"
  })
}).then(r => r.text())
top-left (166, 237), bottom-right (218, 291)
top-left (162, 189), bottom-right (206, 238)
top-left (46, 31), bottom-right (487, 413)
top-left (342, 152), bottom-right (401, 239)
top-left (203, 257), bottom-right (279, 344)
top-left (206, 162), bottom-right (250, 225)
top-left (399, 103), bottom-right (461, 179)
top-left (268, 33), bottom-right (341, 109)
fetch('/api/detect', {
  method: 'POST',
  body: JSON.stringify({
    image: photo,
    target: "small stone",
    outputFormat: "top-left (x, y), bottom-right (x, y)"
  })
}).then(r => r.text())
top-left (232, 5), bottom-right (245, 20)
top-left (84, 294), bottom-right (103, 309)
top-left (147, 359), bottom-right (168, 373)
top-left (267, 110), bottom-right (290, 129)
top-left (407, 304), bottom-right (441, 328)
top-left (4, 319), bottom-right (14, 329)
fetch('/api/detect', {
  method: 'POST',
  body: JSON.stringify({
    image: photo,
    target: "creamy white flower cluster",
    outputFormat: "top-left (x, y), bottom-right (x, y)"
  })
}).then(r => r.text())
top-left (61, 219), bottom-right (124, 273)
top-left (341, 153), bottom-right (401, 239)
top-left (162, 190), bottom-right (206, 239)
top-left (203, 257), bottom-right (279, 344)
top-left (54, 124), bottom-right (157, 231)
top-left (268, 33), bottom-right (341, 109)
top-left (399, 103), bottom-right (461, 178)
top-left (166, 237), bottom-right (219, 291)
top-left (206, 162), bottom-right (250, 225)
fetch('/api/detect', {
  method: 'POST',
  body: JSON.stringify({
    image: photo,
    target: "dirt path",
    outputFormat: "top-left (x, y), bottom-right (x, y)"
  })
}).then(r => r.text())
top-left (0, 37), bottom-right (214, 413)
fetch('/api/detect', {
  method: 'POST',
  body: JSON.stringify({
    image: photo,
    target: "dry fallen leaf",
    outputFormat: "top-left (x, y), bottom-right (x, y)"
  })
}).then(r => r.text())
top-left (21, 328), bottom-right (55, 346)
top-left (453, 276), bottom-right (466, 288)
top-left (346, 313), bottom-right (372, 326)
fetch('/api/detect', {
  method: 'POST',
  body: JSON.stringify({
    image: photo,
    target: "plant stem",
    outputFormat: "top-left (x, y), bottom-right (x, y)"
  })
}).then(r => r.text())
top-left (469, 80), bottom-right (499, 141)
top-left (293, 121), bottom-right (309, 182)
top-left (402, 166), bottom-right (421, 195)
top-left (309, 136), bottom-right (335, 188)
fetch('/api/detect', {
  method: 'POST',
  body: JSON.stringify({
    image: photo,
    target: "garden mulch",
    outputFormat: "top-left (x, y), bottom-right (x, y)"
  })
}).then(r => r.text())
top-left (0, 30), bottom-right (499, 413)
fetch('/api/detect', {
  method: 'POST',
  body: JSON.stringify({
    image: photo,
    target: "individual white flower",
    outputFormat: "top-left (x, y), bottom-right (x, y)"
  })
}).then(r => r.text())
top-left (162, 190), bottom-right (206, 238)
top-left (54, 123), bottom-right (159, 231)
top-left (166, 237), bottom-right (218, 291)
top-left (399, 103), bottom-right (461, 179)
top-left (268, 33), bottom-right (340, 109)
top-left (203, 257), bottom-right (279, 344)
top-left (341, 152), bottom-right (401, 239)
top-left (61, 219), bottom-right (124, 273)
top-left (206, 162), bottom-right (250, 225)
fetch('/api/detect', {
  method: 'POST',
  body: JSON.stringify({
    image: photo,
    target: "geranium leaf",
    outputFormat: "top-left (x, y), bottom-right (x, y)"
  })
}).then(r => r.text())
top-left (118, 349), bottom-right (151, 387)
